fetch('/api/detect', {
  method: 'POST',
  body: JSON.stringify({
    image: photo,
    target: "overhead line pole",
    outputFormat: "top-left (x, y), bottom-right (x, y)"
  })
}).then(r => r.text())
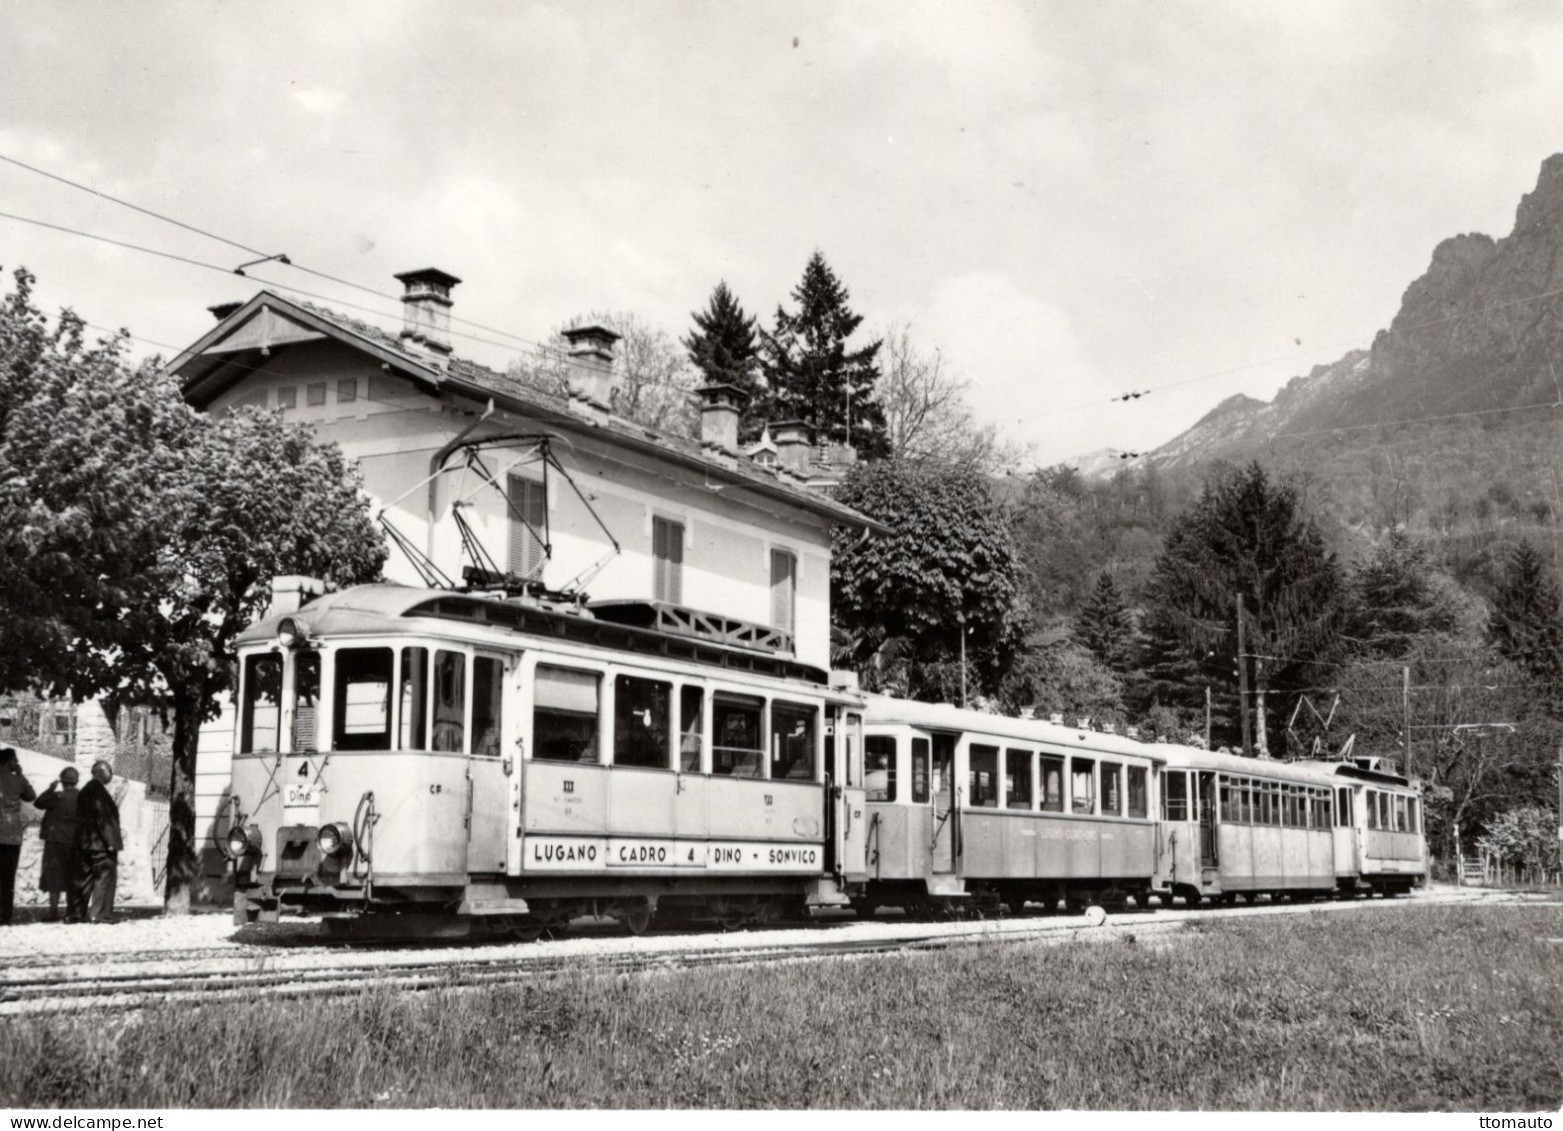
top-left (1236, 595), bottom-right (1252, 757)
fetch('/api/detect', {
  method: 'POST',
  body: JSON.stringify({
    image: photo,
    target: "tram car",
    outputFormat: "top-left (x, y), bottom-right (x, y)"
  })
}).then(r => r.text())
top-left (1154, 745), bottom-right (1426, 904)
top-left (222, 583), bottom-right (870, 936)
top-left (856, 699), bottom-right (1166, 914)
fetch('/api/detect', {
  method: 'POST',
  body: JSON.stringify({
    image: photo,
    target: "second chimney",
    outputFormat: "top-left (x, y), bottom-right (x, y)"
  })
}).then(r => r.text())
top-left (696, 383), bottom-right (748, 453)
top-left (771, 420), bottom-right (813, 475)
top-left (562, 324), bottom-right (619, 412)
top-left (394, 268), bottom-right (462, 360)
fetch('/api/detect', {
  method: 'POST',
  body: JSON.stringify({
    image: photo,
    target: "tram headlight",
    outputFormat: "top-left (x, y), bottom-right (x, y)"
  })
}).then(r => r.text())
top-left (224, 824), bottom-right (261, 859)
top-left (276, 617), bottom-right (308, 649)
top-left (316, 821), bottom-right (354, 858)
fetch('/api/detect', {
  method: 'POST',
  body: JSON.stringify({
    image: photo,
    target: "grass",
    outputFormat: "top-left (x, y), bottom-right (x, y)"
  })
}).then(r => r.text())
top-left (1, 904), bottom-right (1558, 1109)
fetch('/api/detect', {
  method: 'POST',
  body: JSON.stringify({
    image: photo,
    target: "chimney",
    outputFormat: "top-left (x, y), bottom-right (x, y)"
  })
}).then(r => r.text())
top-left (208, 301), bottom-right (243, 322)
top-left (562, 324), bottom-right (619, 413)
top-left (393, 268), bottom-right (462, 360)
top-left (771, 420), bottom-right (813, 475)
top-left (696, 383), bottom-right (748, 453)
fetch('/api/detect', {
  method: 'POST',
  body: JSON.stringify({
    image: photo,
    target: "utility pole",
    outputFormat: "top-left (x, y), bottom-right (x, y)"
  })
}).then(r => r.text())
top-left (1402, 666), bottom-right (1413, 780)
top-left (1205, 686), bottom-right (1212, 751)
top-left (1236, 594), bottom-right (1252, 757)
top-left (958, 613), bottom-right (967, 709)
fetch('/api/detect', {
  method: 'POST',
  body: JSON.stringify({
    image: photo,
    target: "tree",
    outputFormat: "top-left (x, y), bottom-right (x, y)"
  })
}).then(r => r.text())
top-left (508, 311), bottom-right (699, 437)
top-left (1346, 528), bottom-right (1457, 657)
top-left (831, 458), bottom-right (1027, 699)
top-left (1138, 462), bottom-right (1347, 754)
top-left (876, 324), bottom-right (1012, 471)
top-left (761, 252), bottom-right (890, 459)
top-left (0, 267), bottom-right (387, 912)
top-left (1075, 572), bottom-right (1137, 673)
top-left (683, 282), bottom-right (763, 435)
top-left (1486, 539), bottom-right (1563, 692)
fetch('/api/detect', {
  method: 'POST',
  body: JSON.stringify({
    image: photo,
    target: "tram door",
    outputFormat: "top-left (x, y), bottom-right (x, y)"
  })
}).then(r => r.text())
top-left (928, 732), bottom-right (959, 877)
top-left (1197, 772), bottom-right (1219, 868)
top-left (827, 709), bottom-right (869, 883)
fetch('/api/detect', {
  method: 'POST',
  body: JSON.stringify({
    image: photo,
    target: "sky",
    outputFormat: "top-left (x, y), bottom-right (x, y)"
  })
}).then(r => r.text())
top-left (2, 1), bottom-right (1560, 465)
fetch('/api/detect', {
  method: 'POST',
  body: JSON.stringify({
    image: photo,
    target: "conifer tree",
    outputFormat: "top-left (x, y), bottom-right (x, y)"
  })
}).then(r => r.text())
top-left (1347, 528), bottom-right (1457, 657)
top-left (761, 252), bottom-right (890, 459)
top-left (683, 282), bottom-right (763, 432)
top-left (1487, 539), bottom-right (1563, 689)
top-left (1075, 572), bottom-right (1136, 672)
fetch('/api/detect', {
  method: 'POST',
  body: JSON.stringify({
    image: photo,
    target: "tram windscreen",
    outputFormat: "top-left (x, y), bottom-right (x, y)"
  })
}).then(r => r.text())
top-left (240, 654), bottom-right (282, 754)
top-left (332, 648), bottom-right (393, 751)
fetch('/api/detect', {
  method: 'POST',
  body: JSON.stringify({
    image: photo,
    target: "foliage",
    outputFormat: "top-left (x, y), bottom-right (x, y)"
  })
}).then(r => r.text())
top-left (1074, 572), bottom-right (1137, 672)
top-left (1475, 806), bottom-right (1561, 876)
top-left (831, 458), bottom-right (1027, 698)
top-left (875, 324), bottom-right (1015, 472)
top-left (0, 267), bottom-right (386, 910)
top-left (760, 252), bottom-right (889, 459)
top-left (1345, 529), bottom-right (1458, 657)
top-left (1138, 463), bottom-right (1347, 754)
top-left (1486, 539), bottom-right (1563, 695)
top-left (992, 639), bottom-right (1126, 725)
top-left (682, 281), bottom-right (763, 435)
top-left (507, 310), bottom-right (699, 436)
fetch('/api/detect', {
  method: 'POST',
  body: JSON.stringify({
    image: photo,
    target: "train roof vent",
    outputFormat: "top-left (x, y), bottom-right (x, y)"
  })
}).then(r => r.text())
top-left (588, 600), bottom-right (795, 656)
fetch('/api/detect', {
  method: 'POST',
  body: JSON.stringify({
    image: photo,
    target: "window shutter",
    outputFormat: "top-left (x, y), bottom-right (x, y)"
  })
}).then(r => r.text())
top-left (653, 517), bottom-right (683, 604)
top-left (770, 549), bottom-right (795, 635)
top-left (509, 476), bottom-right (547, 577)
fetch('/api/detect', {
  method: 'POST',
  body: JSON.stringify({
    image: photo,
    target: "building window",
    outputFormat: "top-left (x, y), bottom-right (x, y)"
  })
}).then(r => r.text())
top-left (276, 386), bottom-right (297, 410)
top-left (336, 377), bottom-right (358, 404)
top-left (614, 675), bottom-right (672, 770)
top-left (533, 666), bottom-right (600, 763)
top-left (652, 517), bottom-right (684, 604)
top-left (306, 382), bottom-right (327, 407)
top-left (865, 735), bottom-right (896, 802)
top-left (770, 549), bottom-right (796, 636)
top-left (507, 476), bottom-right (547, 578)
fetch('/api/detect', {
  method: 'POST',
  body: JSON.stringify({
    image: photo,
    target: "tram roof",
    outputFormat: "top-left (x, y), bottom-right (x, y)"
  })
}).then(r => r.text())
top-left (235, 583), bottom-right (838, 687)
top-left (1154, 745), bottom-right (1374, 788)
top-left (861, 696), bottom-right (1166, 762)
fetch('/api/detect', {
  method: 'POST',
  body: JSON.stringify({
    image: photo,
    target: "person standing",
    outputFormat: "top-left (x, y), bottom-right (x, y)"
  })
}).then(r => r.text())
top-left (74, 760), bottom-right (122, 924)
top-left (34, 766), bottom-right (81, 921)
top-left (0, 747), bottom-right (37, 926)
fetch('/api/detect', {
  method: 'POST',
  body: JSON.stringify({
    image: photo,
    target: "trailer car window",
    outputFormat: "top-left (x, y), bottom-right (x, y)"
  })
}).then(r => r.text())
top-left (1005, 749), bottom-right (1033, 810)
top-left (1099, 761), bottom-right (1122, 816)
top-left (1394, 794), bottom-right (1408, 832)
top-left (1070, 758), bottom-right (1095, 815)
top-left (968, 745), bottom-right (999, 808)
top-left (332, 647), bottom-right (393, 751)
top-left (679, 686), bottom-right (703, 773)
top-left (770, 702), bottom-right (817, 781)
top-left (712, 693), bottom-right (763, 777)
top-left (1040, 756), bottom-right (1064, 813)
top-left (473, 657), bottom-right (503, 758)
top-left (433, 650), bottom-right (466, 752)
top-left (1336, 788), bottom-right (1350, 827)
top-left (399, 647), bottom-right (428, 749)
top-left (1163, 771), bottom-right (1189, 822)
top-left (911, 738), bottom-right (931, 803)
top-left (1127, 765), bottom-right (1148, 818)
top-left (240, 654), bottom-right (282, 754)
top-left (1408, 796), bottom-right (1419, 833)
top-left (534, 666), bottom-right (600, 763)
top-left (1219, 779), bottom-right (1234, 822)
top-left (866, 736), bottom-right (896, 802)
top-left (615, 675), bottom-right (672, 769)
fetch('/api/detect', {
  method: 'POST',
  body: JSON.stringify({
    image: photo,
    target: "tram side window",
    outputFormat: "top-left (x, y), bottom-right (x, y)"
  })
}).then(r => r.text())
top-left (1127, 765), bottom-right (1148, 818)
top-left (1408, 797), bottom-right (1420, 833)
top-left (240, 654), bottom-right (283, 753)
top-left (1163, 771), bottom-right (1189, 821)
top-left (1379, 792), bottom-right (1391, 830)
top-left (1219, 779), bottom-right (1235, 822)
top-left (615, 675), bottom-right (672, 769)
top-left (433, 650), bottom-right (466, 752)
top-left (1394, 794), bottom-right (1409, 833)
top-left (770, 702), bottom-right (817, 781)
top-left (712, 693), bottom-right (764, 777)
top-left (1005, 749), bottom-right (1033, 810)
top-left (399, 648), bottom-right (428, 749)
top-left (533, 666), bottom-right (600, 763)
top-left (1336, 787), bottom-right (1351, 827)
top-left (1099, 761), bottom-right (1122, 816)
top-left (679, 686), bottom-right (703, 772)
top-left (1040, 756), bottom-right (1064, 813)
top-left (292, 651), bottom-right (321, 752)
top-left (472, 657), bottom-right (504, 757)
top-left (1070, 758), bottom-right (1095, 815)
top-left (332, 647), bottom-right (393, 751)
top-left (911, 738), bottom-right (931, 803)
top-left (1365, 791), bottom-right (1378, 830)
top-left (968, 745), bottom-right (999, 808)
top-left (865, 736), bottom-right (896, 802)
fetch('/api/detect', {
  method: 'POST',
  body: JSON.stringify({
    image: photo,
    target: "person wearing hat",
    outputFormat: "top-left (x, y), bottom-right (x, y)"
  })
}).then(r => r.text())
top-left (0, 747), bottom-right (37, 926)
top-left (34, 766), bottom-right (82, 922)
top-left (74, 760), bottom-right (123, 924)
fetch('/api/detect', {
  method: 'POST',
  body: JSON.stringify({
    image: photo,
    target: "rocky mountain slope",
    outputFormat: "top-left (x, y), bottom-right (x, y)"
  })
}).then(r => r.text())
top-left (1149, 153), bottom-right (1563, 470)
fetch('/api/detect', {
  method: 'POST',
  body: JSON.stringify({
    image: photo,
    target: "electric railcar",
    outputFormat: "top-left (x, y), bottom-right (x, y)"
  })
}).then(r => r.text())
top-left (223, 584), bottom-right (870, 935)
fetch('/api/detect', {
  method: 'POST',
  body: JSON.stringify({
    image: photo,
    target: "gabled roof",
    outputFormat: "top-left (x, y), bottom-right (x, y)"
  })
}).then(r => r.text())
top-left (166, 290), bottom-right (885, 532)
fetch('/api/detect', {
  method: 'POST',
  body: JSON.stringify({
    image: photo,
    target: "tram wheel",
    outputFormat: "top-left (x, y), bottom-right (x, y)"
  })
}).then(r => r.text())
top-left (509, 921), bottom-right (545, 943)
top-left (620, 905), bottom-right (653, 936)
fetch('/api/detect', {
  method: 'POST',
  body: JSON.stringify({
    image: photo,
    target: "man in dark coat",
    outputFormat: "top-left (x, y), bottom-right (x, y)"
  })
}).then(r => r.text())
top-left (74, 760), bottom-right (123, 924)
top-left (35, 766), bottom-right (81, 921)
top-left (0, 747), bottom-right (37, 926)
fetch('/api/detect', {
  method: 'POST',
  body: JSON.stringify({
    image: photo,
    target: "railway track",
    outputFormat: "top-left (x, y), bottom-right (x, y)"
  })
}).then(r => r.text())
top-left (0, 887), bottom-right (1534, 1018)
